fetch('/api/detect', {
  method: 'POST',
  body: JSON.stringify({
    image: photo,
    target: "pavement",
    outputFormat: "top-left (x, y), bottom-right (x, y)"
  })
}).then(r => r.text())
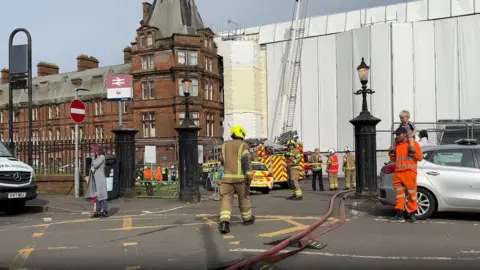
top-left (0, 179), bottom-right (479, 269)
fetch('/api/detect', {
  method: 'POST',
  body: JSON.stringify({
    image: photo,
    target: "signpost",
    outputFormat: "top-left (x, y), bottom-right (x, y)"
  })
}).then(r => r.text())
top-left (70, 96), bottom-right (87, 199)
top-left (106, 74), bottom-right (133, 128)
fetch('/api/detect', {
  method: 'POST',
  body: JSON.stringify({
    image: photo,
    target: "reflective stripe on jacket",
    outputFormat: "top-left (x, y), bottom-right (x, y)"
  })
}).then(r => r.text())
top-left (221, 140), bottom-right (252, 183)
top-left (390, 141), bottom-right (423, 174)
top-left (287, 148), bottom-right (302, 170)
top-left (343, 154), bottom-right (355, 171)
top-left (310, 153), bottom-right (323, 171)
top-left (328, 155), bottom-right (339, 173)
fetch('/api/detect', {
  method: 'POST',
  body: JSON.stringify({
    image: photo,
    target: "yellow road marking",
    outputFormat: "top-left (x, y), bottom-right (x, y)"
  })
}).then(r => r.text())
top-left (123, 242), bottom-right (138, 247)
top-left (123, 216), bottom-right (133, 230)
top-left (125, 266), bottom-right (141, 270)
top-left (11, 248), bottom-right (34, 270)
top-left (48, 246), bottom-right (77, 250)
top-left (259, 217), bottom-right (339, 238)
top-left (0, 229), bottom-right (7, 232)
top-left (230, 241), bottom-right (240, 245)
top-left (32, 233), bottom-right (44, 238)
top-left (283, 219), bottom-right (307, 227)
top-left (223, 235), bottom-right (234, 239)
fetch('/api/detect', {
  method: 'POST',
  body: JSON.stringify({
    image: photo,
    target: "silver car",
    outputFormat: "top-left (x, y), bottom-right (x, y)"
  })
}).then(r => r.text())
top-left (378, 139), bottom-right (480, 220)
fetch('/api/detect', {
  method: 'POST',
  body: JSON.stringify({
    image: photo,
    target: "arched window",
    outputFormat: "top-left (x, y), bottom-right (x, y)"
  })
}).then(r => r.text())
top-left (147, 32), bottom-right (153, 46)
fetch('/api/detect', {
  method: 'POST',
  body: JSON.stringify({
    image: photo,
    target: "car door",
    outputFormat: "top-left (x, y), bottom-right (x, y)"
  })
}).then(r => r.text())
top-left (421, 148), bottom-right (480, 207)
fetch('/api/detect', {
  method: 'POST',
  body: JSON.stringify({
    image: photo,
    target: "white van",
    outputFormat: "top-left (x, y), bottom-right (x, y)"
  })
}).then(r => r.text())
top-left (0, 142), bottom-right (37, 214)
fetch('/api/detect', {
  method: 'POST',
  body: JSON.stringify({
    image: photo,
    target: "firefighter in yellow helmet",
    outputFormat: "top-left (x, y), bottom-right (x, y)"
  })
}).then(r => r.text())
top-left (342, 146), bottom-right (356, 190)
top-left (218, 125), bottom-right (255, 234)
top-left (285, 139), bottom-right (303, 200)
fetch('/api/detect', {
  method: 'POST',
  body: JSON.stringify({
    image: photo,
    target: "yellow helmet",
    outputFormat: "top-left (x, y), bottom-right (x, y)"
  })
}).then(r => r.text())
top-left (230, 125), bottom-right (246, 139)
top-left (287, 139), bottom-right (296, 146)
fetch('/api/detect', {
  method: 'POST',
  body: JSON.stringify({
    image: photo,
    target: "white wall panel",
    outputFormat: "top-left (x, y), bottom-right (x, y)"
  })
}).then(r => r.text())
top-left (318, 35), bottom-right (338, 150)
top-left (458, 15), bottom-right (480, 119)
top-left (274, 22), bottom-right (291, 42)
top-left (392, 24), bottom-right (415, 122)
top-left (300, 38), bottom-right (319, 150)
top-left (327, 13), bottom-right (347, 34)
top-left (428, 0), bottom-right (452, 19)
top-left (352, 27), bottom-right (371, 117)
top-left (387, 3), bottom-right (407, 23)
top-left (335, 31), bottom-right (354, 151)
top-left (345, 10), bottom-right (362, 31)
top-left (365, 6), bottom-right (387, 24)
top-left (407, 1), bottom-right (428, 22)
top-left (224, 113), bottom-right (261, 140)
top-left (434, 18), bottom-right (460, 119)
top-left (452, 0), bottom-right (475, 16)
top-left (476, 0), bottom-right (480, 13)
top-left (308, 16), bottom-right (327, 37)
top-left (370, 24), bottom-right (392, 150)
top-left (293, 42), bottom-right (303, 141)
top-left (413, 21), bottom-right (437, 123)
top-left (266, 42), bottom-right (285, 129)
top-left (259, 24), bottom-right (276, 44)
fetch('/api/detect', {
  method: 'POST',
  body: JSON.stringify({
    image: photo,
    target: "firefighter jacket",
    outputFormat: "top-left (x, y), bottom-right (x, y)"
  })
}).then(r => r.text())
top-left (390, 140), bottom-right (423, 174)
top-left (286, 148), bottom-right (302, 170)
top-left (221, 140), bottom-right (253, 184)
top-left (327, 154), bottom-right (339, 174)
top-left (310, 153), bottom-right (323, 171)
top-left (343, 154), bottom-right (355, 172)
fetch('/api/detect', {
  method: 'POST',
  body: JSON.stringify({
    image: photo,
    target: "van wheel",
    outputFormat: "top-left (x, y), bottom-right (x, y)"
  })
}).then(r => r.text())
top-left (3, 200), bottom-right (27, 215)
top-left (280, 183), bottom-right (289, 189)
top-left (261, 188), bottom-right (270, 194)
top-left (415, 188), bottom-right (436, 220)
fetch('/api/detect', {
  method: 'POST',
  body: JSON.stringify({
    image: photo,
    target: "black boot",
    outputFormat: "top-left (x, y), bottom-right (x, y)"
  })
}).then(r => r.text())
top-left (405, 211), bottom-right (416, 223)
top-left (291, 196), bottom-right (303, 201)
top-left (286, 195), bottom-right (296, 200)
top-left (243, 216), bottom-right (255, 226)
top-left (100, 211), bottom-right (109, 218)
top-left (219, 221), bottom-right (230, 234)
top-left (90, 211), bottom-right (100, 218)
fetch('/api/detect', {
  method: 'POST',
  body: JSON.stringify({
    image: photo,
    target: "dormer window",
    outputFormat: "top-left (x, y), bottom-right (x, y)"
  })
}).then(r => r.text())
top-left (140, 34), bottom-right (146, 47)
top-left (147, 32), bottom-right (153, 46)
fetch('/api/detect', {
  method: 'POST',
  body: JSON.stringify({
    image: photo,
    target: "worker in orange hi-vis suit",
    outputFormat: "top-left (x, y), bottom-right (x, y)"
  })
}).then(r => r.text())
top-left (155, 167), bottom-right (162, 181)
top-left (389, 126), bottom-right (423, 223)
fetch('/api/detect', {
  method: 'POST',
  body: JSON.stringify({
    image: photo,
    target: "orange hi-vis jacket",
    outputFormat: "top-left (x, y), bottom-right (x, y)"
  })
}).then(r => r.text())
top-left (390, 141), bottom-right (423, 173)
top-left (155, 168), bottom-right (162, 181)
top-left (143, 168), bottom-right (153, 180)
top-left (328, 154), bottom-right (339, 174)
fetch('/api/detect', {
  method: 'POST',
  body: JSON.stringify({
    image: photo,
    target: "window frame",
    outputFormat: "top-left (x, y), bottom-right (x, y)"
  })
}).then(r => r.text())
top-left (142, 80), bottom-right (156, 100)
top-left (142, 112), bottom-right (156, 138)
top-left (179, 111), bottom-right (200, 127)
top-left (178, 78), bottom-right (199, 96)
top-left (426, 148), bottom-right (477, 169)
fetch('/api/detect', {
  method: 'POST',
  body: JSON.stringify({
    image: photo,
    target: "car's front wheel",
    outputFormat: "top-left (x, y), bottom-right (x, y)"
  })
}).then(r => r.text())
top-left (415, 188), bottom-right (436, 220)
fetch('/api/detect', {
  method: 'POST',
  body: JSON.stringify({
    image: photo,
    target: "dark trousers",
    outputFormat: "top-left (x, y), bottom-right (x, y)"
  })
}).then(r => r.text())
top-left (311, 170), bottom-right (323, 191)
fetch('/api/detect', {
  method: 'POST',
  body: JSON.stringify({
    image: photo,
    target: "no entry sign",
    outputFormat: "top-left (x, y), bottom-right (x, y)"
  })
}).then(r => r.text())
top-left (70, 99), bottom-right (86, 123)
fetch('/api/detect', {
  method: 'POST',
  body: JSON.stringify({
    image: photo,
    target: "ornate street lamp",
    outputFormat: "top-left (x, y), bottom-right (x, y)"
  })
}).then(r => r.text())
top-left (350, 58), bottom-right (381, 198)
top-left (175, 72), bottom-right (201, 203)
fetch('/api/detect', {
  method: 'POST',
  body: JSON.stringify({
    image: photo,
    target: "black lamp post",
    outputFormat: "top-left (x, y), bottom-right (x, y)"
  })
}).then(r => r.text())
top-left (175, 73), bottom-right (201, 203)
top-left (349, 58), bottom-right (381, 197)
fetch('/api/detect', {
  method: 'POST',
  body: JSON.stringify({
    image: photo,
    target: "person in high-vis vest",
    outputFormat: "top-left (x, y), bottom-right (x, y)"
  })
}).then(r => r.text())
top-left (310, 148), bottom-right (324, 191)
top-left (326, 148), bottom-right (339, 191)
top-left (285, 140), bottom-right (303, 200)
top-left (342, 147), bottom-right (356, 190)
top-left (218, 125), bottom-right (255, 234)
top-left (143, 166), bottom-right (153, 181)
top-left (390, 126), bottom-right (423, 223)
top-left (155, 167), bottom-right (162, 181)
top-left (162, 167), bottom-right (168, 181)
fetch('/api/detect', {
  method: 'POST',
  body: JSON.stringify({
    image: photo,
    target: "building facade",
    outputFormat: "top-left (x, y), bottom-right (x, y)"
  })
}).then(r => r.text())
top-left (0, 0), bottom-right (224, 166)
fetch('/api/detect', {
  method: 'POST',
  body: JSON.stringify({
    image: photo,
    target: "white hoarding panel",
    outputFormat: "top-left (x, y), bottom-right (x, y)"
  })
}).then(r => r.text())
top-left (308, 16), bottom-right (327, 37)
top-left (266, 43), bottom-right (284, 129)
top-left (345, 10), bottom-right (362, 31)
top-left (327, 13), bottom-right (347, 34)
top-left (452, 0), bottom-right (475, 16)
top-left (259, 24), bottom-right (276, 44)
top-left (428, 0), bottom-right (452, 19)
top-left (225, 113), bottom-right (262, 140)
top-left (293, 43), bottom-right (303, 141)
top-left (407, 1), bottom-right (428, 22)
top-left (392, 24), bottom-right (415, 122)
top-left (476, 0), bottom-right (480, 13)
top-left (365, 6), bottom-right (386, 24)
top-left (274, 22), bottom-right (292, 42)
top-left (198, 145), bottom-right (204, 164)
top-left (458, 15), bottom-right (480, 119)
top-left (434, 18), bottom-right (460, 120)
top-left (230, 41), bottom-right (255, 67)
top-left (387, 3), bottom-right (407, 23)
top-left (413, 21), bottom-right (437, 123)
top-left (318, 35), bottom-right (338, 150)
top-left (335, 31), bottom-right (354, 151)
top-left (352, 26), bottom-right (371, 117)
top-left (370, 24), bottom-right (392, 150)
top-left (300, 37), bottom-right (319, 150)
top-left (144, 146), bottom-right (156, 164)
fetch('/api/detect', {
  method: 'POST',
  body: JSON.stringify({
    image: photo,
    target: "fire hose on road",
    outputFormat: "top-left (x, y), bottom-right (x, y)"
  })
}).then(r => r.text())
top-left (226, 189), bottom-right (356, 270)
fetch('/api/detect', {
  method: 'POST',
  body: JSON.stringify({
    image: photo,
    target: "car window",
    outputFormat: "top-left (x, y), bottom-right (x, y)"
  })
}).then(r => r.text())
top-left (427, 149), bottom-right (476, 168)
top-left (251, 164), bottom-right (268, 171)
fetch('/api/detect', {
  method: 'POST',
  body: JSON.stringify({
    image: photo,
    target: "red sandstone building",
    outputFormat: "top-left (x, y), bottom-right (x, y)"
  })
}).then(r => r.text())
top-left (0, 0), bottom-right (224, 166)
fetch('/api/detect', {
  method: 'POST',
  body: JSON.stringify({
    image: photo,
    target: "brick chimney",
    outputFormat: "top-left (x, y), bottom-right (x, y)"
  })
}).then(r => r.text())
top-left (143, 2), bottom-right (152, 21)
top-left (123, 47), bottom-right (132, 64)
top-left (1, 68), bottom-right (8, 84)
top-left (37, 62), bottom-right (60, 77)
top-left (77, 55), bottom-right (99, 72)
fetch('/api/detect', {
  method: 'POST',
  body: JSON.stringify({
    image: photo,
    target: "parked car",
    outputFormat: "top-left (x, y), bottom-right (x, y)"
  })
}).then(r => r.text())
top-left (378, 139), bottom-right (480, 220)
top-left (249, 161), bottom-right (274, 194)
top-left (0, 142), bottom-right (37, 214)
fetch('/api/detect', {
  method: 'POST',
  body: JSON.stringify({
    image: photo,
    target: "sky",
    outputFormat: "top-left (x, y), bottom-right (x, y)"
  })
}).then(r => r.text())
top-left (0, 0), bottom-right (414, 75)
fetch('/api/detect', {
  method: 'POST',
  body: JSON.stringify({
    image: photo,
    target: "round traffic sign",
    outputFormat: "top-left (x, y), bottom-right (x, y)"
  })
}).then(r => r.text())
top-left (70, 99), bottom-right (86, 123)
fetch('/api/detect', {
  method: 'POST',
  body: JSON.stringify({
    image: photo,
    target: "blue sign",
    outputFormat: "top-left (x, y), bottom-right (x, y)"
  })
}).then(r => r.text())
top-left (162, 156), bottom-right (167, 161)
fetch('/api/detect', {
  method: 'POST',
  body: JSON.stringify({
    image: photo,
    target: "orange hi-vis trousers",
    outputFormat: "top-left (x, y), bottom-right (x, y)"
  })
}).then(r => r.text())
top-left (393, 170), bottom-right (418, 213)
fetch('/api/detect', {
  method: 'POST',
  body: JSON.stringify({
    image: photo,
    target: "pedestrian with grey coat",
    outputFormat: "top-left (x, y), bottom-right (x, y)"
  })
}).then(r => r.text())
top-left (84, 144), bottom-right (109, 218)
